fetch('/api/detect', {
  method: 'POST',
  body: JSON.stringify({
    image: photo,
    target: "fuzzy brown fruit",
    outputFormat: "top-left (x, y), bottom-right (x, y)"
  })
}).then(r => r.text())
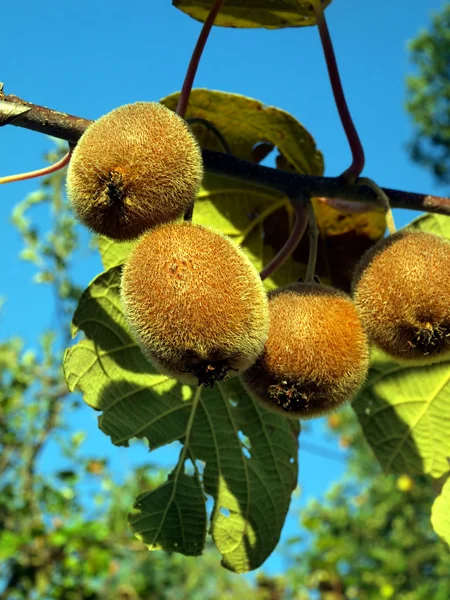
top-left (242, 283), bottom-right (369, 419)
top-left (352, 229), bottom-right (450, 363)
top-left (120, 221), bottom-right (269, 386)
top-left (66, 102), bottom-right (203, 240)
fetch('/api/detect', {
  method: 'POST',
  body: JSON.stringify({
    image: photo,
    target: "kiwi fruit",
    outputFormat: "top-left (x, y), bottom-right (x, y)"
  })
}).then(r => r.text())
top-left (120, 221), bottom-right (270, 386)
top-left (352, 229), bottom-right (450, 363)
top-left (66, 102), bottom-right (203, 240)
top-left (242, 282), bottom-right (369, 419)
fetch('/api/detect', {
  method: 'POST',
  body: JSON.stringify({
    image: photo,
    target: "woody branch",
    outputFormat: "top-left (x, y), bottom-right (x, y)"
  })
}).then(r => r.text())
top-left (0, 92), bottom-right (448, 216)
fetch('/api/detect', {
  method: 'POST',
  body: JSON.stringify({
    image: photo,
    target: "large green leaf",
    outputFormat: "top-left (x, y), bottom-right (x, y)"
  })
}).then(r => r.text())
top-left (130, 467), bottom-right (207, 556)
top-left (172, 0), bottom-right (333, 29)
top-left (353, 213), bottom-right (450, 478)
top-left (431, 476), bottom-right (450, 547)
top-left (63, 267), bottom-right (299, 572)
top-left (353, 349), bottom-right (450, 477)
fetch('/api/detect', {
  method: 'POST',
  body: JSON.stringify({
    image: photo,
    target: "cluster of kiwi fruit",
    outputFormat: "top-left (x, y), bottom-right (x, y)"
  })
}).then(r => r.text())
top-left (66, 101), bottom-right (450, 420)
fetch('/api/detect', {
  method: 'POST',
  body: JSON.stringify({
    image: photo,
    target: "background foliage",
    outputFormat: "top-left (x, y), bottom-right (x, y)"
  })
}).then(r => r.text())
top-left (406, 3), bottom-right (450, 187)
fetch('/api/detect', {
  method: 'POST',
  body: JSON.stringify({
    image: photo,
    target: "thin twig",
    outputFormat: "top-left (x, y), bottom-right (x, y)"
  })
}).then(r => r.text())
top-left (0, 93), bottom-right (449, 215)
top-left (312, 0), bottom-right (365, 182)
top-left (176, 0), bottom-right (224, 118)
top-left (260, 203), bottom-right (309, 281)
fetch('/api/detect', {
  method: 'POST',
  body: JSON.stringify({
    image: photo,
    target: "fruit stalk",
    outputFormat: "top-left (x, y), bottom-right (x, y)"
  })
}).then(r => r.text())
top-left (260, 202), bottom-right (309, 281)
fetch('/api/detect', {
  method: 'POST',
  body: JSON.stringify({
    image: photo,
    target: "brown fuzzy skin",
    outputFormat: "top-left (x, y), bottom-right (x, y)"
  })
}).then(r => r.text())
top-left (242, 283), bottom-right (369, 420)
top-left (120, 222), bottom-right (270, 386)
top-left (352, 229), bottom-right (450, 363)
top-left (66, 102), bottom-right (203, 240)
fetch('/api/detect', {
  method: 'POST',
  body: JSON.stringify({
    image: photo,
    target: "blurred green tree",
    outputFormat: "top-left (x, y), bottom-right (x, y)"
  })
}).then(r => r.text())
top-left (406, 3), bottom-right (450, 186)
top-left (283, 408), bottom-right (450, 600)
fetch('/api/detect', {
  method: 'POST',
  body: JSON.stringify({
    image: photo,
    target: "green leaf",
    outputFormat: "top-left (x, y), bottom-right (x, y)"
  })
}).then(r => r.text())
top-left (353, 349), bottom-right (450, 477)
top-left (97, 235), bottom-right (135, 270)
top-left (172, 0), bottom-right (333, 29)
top-left (407, 212), bottom-right (450, 236)
top-left (64, 266), bottom-right (299, 571)
top-left (130, 468), bottom-right (207, 556)
top-left (431, 476), bottom-right (450, 547)
top-left (194, 173), bottom-right (304, 290)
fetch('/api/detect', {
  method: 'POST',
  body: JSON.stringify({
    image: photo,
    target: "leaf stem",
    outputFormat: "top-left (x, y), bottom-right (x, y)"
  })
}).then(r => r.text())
top-left (305, 201), bottom-right (319, 282)
top-left (260, 202), bottom-right (309, 281)
top-left (186, 117), bottom-right (231, 154)
top-left (312, 0), bottom-right (365, 182)
top-left (171, 385), bottom-right (203, 480)
top-left (176, 0), bottom-right (224, 119)
top-left (0, 150), bottom-right (71, 185)
top-left (357, 176), bottom-right (396, 234)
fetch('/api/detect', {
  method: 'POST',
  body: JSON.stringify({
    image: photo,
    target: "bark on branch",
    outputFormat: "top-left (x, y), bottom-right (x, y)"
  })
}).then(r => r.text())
top-left (1, 91), bottom-right (449, 216)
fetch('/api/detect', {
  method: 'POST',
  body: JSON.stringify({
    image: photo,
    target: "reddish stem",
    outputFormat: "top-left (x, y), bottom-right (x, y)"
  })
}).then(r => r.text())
top-left (176, 0), bottom-right (225, 118)
top-left (260, 204), bottom-right (309, 281)
top-left (312, 1), bottom-right (365, 182)
top-left (0, 150), bottom-right (71, 185)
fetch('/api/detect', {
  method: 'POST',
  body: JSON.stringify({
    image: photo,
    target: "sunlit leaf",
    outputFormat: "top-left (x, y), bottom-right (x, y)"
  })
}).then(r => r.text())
top-left (162, 89), bottom-right (323, 175)
top-left (97, 236), bottom-right (135, 270)
top-left (353, 348), bottom-right (450, 477)
top-left (172, 0), bottom-right (333, 29)
top-left (431, 476), bottom-right (450, 547)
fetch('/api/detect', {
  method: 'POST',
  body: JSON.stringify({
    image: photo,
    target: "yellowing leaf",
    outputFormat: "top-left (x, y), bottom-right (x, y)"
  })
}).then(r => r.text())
top-left (161, 89), bottom-right (323, 175)
top-left (162, 90), bottom-right (386, 290)
top-left (172, 0), bottom-right (333, 29)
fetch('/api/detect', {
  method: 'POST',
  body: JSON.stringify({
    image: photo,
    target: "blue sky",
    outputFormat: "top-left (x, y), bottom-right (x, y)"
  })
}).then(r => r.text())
top-left (1, 0), bottom-right (447, 578)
